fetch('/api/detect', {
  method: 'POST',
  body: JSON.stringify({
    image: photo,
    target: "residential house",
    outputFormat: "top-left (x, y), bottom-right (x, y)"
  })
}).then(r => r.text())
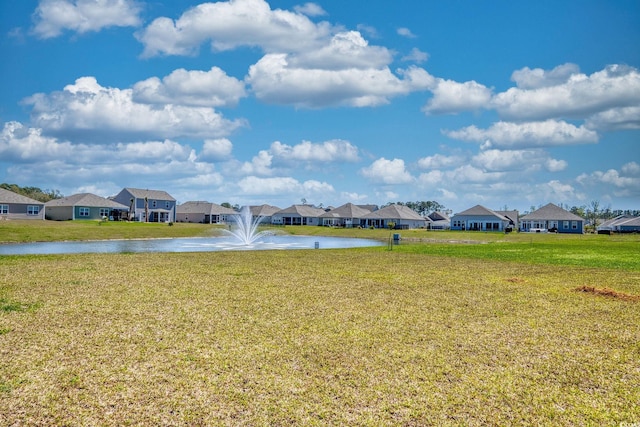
top-left (0, 188), bottom-right (45, 220)
top-left (113, 188), bottom-right (176, 223)
top-left (271, 205), bottom-right (326, 226)
top-left (450, 205), bottom-right (513, 231)
top-left (520, 203), bottom-right (584, 233)
top-left (45, 193), bottom-right (128, 221)
top-left (176, 201), bottom-right (237, 224)
top-left (361, 204), bottom-right (429, 229)
top-left (320, 203), bottom-right (373, 227)
top-left (427, 211), bottom-right (450, 230)
top-left (250, 204), bottom-right (281, 224)
top-left (596, 215), bottom-right (640, 234)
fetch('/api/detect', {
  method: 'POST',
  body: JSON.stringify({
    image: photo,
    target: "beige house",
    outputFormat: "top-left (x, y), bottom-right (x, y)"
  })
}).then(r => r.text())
top-left (176, 201), bottom-right (237, 223)
top-left (320, 203), bottom-right (373, 227)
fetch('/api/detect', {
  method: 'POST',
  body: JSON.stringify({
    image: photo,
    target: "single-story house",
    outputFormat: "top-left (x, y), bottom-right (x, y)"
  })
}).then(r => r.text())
top-left (596, 215), bottom-right (640, 234)
top-left (361, 204), bottom-right (429, 229)
top-left (450, 205), bottom-right (513, 231)
top-left (0, 188), bottom-right (45, 220)
top-left (271, 205), bottom-right (326, 226)
top-left (320, 203), bottom-right (373, 227)
top-left (250, 204), bottom-right (281, 224)
top-left (520, 203), bottom-right (584, 233)
top-left (427, 211), bottom-right (451, 230)
top-left (176, 201), bottom-right (236, 224)
top-left (45, 193), bottom-right (129, 221)
top-left (113, 188), bottom-right (176, 223)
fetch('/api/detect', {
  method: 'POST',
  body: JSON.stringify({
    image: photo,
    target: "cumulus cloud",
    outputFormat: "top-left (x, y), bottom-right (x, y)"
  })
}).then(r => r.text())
top-left (247, 54), bottom-right (433, 107)
top-left (199, 138), bottom-right (233, 161)
top-left (492, 64), bottom-right (640, 121)
top-left (293, 2), bottom-right (327, 16)
top-left (577, 163), bottom-right (640, 197)
top-left (32, 0), bottom-right (141, 39)
top-left (24, 76), bottom-right (244, 141)
top-left (510, 63), bottom-right (580, 89)
top-left (402, 48), bottom-right (429, 63)
top-left (360, 158), bottom-right (414, 184)
top-left (0, 121), bottom-right (75, 161)
top-left (417, 153), bottom-right (465, 169)
top-left (445, 119), bottom-right (598, 148)
top-left (585, 106), bottom-right (640, 131)
top-left (472, 149), bottom-right (567, 172)
top-left (236, 176), bottom-right (334, 196)
top-left (132, 67), bottom-right (246, 108)
top-left (136, 0), bottom-right (333, 57)
top-left (423, 78), bottom-right (492, 114)
top-left (270, 139), bottom-right (359, 163)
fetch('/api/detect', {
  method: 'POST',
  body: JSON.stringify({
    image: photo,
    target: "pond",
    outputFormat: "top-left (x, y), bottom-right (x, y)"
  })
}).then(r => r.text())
top-left (0, 235), bottom-right (384, 255)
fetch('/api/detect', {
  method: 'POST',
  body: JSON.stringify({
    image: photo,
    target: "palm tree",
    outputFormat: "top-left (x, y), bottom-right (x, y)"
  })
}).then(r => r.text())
top-left (144, 197), bottom-right (149, 223)
top-left (129, 197), bottom-right (134, 221)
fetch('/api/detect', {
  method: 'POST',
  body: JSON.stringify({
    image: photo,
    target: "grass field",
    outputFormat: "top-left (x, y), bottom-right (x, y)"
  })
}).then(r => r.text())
top-left (1, 221), bottom-right (639, 425)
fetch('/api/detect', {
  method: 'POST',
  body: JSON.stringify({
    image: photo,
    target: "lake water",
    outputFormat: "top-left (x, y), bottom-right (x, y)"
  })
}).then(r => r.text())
top-left (0, 235), bottom-right (383, 255)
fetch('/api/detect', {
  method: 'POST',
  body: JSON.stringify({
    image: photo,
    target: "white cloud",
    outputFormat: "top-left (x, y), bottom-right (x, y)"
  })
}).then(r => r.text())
top-left (360, 158), bottom-right (414, 184)
top-left (132, 67), bottom-right (246, 108)
top-left (510, 63), bottom-right (580, 89)
top-left (446, 164), bottom-right (505, 183)
top-left (401, 48), bottom-right (429, 63)
top-left (247, 54), bottom-right (433, 107)
top-left (585, 106), bottom-right (640, 131)
top-left (270, 139), bottom-right (359, 163)
top-left (397, 27), bottom-right (416, 38)
top-left (199, 138), bottom-right (234, 161)
top-left (472, 149), bottom-right (567, 172)
top-left (622, 161), bottom-right (640, 175)
top-left (417, 153), bottom-right (465, 169)
top-left (239, 150), bottom-right (274, 176)
top-left (236, 176), bottom-right (334, 197)
top-left (136, 0), bottom-right (333, 57)
top-left (24, 77), bottom-right (244, 141)
top-left (0, 121), bottom-right (75, 161)
top-left (32, 0), bottom-right (141, 39)
top-left (445, 119), bottom-right (598, 148)
top-left (293, 2), bottom-right (327, 16)
top-left (492, 64), bottom-right (640, 121)
top-left (423, 78), bottom-right (492, 114)
top-left (577, 165), bottom-right (640, 197)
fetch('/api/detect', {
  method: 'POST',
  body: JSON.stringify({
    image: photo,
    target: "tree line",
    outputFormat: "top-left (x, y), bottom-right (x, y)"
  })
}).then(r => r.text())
top-left (1, 183), bottom-right (63, 203)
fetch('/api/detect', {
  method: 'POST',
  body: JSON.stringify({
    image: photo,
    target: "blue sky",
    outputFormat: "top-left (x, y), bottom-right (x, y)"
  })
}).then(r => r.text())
top-left (1, 0), bottom-right (639, 213)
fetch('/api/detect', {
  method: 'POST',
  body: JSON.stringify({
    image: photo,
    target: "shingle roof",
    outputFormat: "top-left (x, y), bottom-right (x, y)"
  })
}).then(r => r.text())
top-left (453, 205), bottom-right (509, 221)
top-left (0, 188), bottom-right (44, 205)
top-left (250, 204), bottom-right (281, 217)
top-left (45, 193), bottom-right (129, 209)
top-left (520, 203), bottom-right (584, 221)
top-left (362, 204), bottom-right (428, 221)
top-left (320, 203), bottom-right (372, 219)
top-left (275, 204), bottom-right (326, 217)
top-left (124, 188), bottom-right (175, 201)
top-left (177, 201), bottom-right (236, 215)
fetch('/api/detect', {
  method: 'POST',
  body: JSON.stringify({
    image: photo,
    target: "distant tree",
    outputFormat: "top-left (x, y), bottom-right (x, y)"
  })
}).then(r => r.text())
top-left (221, 202), bottom-right (233, 209)
top-left (570, 205), bottom-right (586, 218)
top-left (0, 183), bottom-right (63, 202)
top-left (384, 200), bottom-right (444, 216)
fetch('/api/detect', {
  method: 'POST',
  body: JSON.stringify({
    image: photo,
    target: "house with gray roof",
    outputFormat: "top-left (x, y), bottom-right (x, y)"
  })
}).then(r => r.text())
top-left (427, 211), bottom-right (451, 230)
top-left (520, 203), bottom-right (584, 233)
top-left (0, 188), bottom-right (45, 220)
top-left (249, 204), bottom-right (281, 224)
top-left (320, 203), bottom-right (373, 227)
top-left (596, 215), bottom-right (640, 234)
top-left (45, 193), bottom-right (128, 221)
top-left (176, 201), bottom-right (236, 224)
top-left (113, 188), bottom-right (176, 223)
top-left (361, 204), bottom-right (429, 229)
top-left (271, 204), bottom-right (326, 226)
top-left (450, 205), bottom-right (514, 232)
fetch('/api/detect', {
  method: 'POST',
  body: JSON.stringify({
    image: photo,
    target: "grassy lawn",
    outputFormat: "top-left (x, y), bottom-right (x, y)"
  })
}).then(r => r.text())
top-left (1, 222), bottom-right (639, 425)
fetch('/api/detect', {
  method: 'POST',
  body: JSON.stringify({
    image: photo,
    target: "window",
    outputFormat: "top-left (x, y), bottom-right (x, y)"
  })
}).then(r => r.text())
top-left (572, 221), bottom-right (577, 229)
top-left (563, 221), bottom-right (569, 229)
top-left (99, 208), bottom-right (109, 217)
top-left (152, 200), bottom-right (157, 208)
top-left (27, 205), bottom-right (39, 215)
top-left (0, 204), bottom-right (7, 214)
top-left (165, 201), bottom-right (170, 209)
top-left (79, 207), bottom-right (90, 217)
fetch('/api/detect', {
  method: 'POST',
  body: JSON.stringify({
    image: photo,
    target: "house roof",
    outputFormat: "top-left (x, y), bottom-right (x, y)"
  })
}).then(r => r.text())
top-left (45, 193), bottom-right (129, 209)
top-left (453, 205), bottom-right (509, 221)
top-left (123, 188), bottom-right (175, 201)
top-left (320, 203), bottom-right (372, 219)
top-left (0, 188), bottom-right (44, 205)
top-left (275, 204), bottom-right (326, 217)
top-left (250, 204), bottom-right (281, 217)
top-left (520, 203), bottom-right (584, 221)
top-left (598, 215), bottom-right (640, 229)
top-left (362, 204), bottom-right (428, 221)
top-left (177, 201), bottom-right (236, 215)
top-left (428, 211), bottom-right (450, 221)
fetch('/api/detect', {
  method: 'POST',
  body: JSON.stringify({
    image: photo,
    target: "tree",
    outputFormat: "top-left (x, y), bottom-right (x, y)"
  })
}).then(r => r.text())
top-left (144, 197), bottom-right (149, 222)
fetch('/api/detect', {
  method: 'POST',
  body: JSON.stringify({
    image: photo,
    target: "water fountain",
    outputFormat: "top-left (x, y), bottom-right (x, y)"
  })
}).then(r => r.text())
top-left (222, 205), bottom-right (273, 245)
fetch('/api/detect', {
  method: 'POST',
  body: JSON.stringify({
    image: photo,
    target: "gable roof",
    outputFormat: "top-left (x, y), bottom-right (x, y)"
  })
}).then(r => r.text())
top-left (598, 215), bottom-right (640, 229)
top-left (250, 204), bottom-right (281, 217)
top-left (177, 201), bottom-right (236, 215)
top-left (320, 203), bottom-right (372, 219)
top-left (521, 203), bottom-right (584, 221)
top-left (362, 204), bottom-right (428, 221)
top-left (45, 193), bottom-right (128, 209)
top-left (453, 204), bottom-right (509, 220)
top-left (275, 204), bottom-right (326, 217)
top-left (123, 188), bottom-right (175, 201)
top-left (428, 211), bottom-right (450, 221)
top-left (0, 188), bottom-right (44, 205)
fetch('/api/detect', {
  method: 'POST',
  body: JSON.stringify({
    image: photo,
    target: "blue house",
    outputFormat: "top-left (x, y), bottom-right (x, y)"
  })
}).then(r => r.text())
top-left (113, 188), bottom-right (176, 223)
top-left (520, 203), bottom-right (584, 233)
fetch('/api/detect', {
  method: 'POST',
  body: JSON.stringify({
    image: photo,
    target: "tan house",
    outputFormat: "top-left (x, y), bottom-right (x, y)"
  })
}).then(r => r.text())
top-left (361, 204), bottom-right (429, 229)
top-left (176, 201), bottom-right (237, 223)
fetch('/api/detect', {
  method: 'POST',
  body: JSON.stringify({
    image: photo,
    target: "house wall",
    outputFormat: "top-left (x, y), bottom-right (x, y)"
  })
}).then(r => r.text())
top-left (2, 203), bottom-right (45, 220)
top-left (45, 206), bottom-right (74, 221)
top-left (74, 206), bottom-right (109, 220)
top-left (176, 212), bottom-right (206, 223)
top-left (450, 215), bottom-right (507, 231)
top-left (520, 220), bottom-right (583, 233)
top-left (271, 214), bottom-right (320, 226)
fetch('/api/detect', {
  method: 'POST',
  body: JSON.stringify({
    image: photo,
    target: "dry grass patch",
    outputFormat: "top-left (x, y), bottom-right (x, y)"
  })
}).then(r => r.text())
top-left (1, 249), bottom-right (639, 425)
top-left (574, 285), bottom-right (640, 302)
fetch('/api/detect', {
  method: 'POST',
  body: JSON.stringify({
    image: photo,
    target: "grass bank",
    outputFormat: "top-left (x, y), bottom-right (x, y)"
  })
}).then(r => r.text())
top-left (1, 247), bottom-right (639, 425)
